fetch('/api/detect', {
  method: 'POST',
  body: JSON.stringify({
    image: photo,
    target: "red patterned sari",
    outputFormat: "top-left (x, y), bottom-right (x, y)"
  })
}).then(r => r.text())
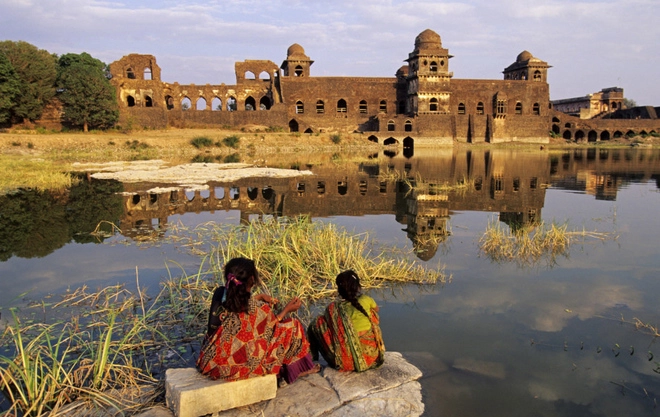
top-left (308, 298), bottom-right (385, 372)
top-left (196, 298), bottom-right (310, 381)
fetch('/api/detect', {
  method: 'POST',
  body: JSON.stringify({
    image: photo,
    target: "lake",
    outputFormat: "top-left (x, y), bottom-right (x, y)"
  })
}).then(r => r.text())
top-left (1, 146), bottom-right (660, 416)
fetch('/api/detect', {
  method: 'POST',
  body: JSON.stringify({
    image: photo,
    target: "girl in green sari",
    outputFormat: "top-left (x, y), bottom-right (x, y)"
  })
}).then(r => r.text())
top-left (308, 270), bottom-right (385, 371)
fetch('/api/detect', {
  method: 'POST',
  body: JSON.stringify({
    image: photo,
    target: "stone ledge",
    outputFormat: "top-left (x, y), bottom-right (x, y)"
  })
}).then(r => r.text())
top-left (165, 369), bottom-right (276, 417)
top-left (184, 352), bottom-right (423, 417)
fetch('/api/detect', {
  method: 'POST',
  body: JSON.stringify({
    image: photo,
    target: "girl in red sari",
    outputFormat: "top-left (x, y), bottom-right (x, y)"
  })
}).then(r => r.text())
top-left (196, 257), bottom-right (319, 383)
top-left (308, 270), bottom-right (385, 372)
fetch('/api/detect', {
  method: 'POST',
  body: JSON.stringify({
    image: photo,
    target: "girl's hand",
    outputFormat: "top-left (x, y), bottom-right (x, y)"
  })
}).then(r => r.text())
top-left (255, 294), bottom-right (279, 305)
top-left (283, 297), bottom-right (302, 313)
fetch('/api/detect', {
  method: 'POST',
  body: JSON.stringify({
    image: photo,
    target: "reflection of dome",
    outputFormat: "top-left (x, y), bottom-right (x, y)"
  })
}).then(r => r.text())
top-left (517, 50), bottom-right (533, 62)
top-left (287, 43), bottom-right (308, 59)
top-left (414, 29), bottom-right (442, 49)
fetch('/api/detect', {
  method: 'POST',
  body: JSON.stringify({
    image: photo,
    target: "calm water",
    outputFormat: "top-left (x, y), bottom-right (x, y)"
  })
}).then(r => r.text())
top-left (2, 147), bottom-right (660, 416)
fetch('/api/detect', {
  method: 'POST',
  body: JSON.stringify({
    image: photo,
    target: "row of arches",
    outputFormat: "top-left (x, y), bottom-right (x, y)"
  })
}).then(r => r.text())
top-left (454, 101), bottom-right (541, 115)
top-left (294, 99), bottom-right (390, 115)
top-left (552, 124), bottom-right (658, 142)
top-left (175, 95), bottom-right (272, 111)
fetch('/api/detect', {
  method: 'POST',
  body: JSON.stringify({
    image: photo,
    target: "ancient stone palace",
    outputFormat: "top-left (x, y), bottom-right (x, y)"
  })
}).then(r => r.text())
top-left (108, 29), bottom-right (658, 146)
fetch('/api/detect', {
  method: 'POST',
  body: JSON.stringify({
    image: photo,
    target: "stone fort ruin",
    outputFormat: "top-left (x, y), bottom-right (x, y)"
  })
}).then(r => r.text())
top-left (108, 29), bottom-right (659, 146)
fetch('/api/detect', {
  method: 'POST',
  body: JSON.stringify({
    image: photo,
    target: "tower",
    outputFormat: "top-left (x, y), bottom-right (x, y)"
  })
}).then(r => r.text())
top-left (405, 29), bottom-right (453, 115)
top-left (503, 51), bottom-right (551, 82)
top-left (280, 44), bottom-right (314, 77)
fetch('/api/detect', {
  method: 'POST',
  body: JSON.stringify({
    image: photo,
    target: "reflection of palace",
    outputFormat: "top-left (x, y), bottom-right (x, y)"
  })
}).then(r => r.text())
top-left (119, 148), bottom-right (660, 257)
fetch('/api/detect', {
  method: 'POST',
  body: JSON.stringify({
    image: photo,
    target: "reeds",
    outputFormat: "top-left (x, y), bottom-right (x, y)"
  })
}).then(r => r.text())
top-left (1, 216), bottom-right (444, 415)
top-left (479, 218), bottom-right (615, 266)
top-left (194, 216), bottom-right (446, 303)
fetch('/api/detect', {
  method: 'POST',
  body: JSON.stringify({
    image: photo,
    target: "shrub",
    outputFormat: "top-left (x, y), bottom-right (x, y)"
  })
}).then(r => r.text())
top-left (221, 135), bottom-right (240, 149)
top-left (190, 136), bottom-right (214, 149)
top-left (330, 134), bottom-right (342, 144)
top-left (223, 153), bottom-right (240, 163)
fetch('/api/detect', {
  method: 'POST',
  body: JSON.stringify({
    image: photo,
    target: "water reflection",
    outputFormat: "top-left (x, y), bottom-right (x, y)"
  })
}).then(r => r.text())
top-left (0, 178), bottom-right (123, 260)
top-left (2, 148), bottom-right (660, 416)
top-left (114, 148), bottom-right (660, 260)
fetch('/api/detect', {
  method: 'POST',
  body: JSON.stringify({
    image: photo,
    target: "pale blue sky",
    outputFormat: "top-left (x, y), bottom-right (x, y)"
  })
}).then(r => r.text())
top-left (1, 0), bottom-right (658, 104)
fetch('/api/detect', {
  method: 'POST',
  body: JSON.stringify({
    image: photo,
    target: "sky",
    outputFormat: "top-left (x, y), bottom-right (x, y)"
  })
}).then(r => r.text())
top-left (1, 0), bottom-right (658, 105)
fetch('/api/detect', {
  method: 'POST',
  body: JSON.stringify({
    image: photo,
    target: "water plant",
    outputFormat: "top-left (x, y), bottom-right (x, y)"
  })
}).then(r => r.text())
top-left (478, 218), bottom-right (615, 266)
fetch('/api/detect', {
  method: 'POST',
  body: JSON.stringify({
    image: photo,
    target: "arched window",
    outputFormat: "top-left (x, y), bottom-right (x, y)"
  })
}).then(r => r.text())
top-left (212, 97), bottom-right (222, 111)
top-left (337, 99), bottom-right (347, 113)
top-left (143, 68), bottom-right (152, 80)
top-left (359, 100), bottom-right (367, 114)
top-left (245, 96), bottom-right (256, 111)
top-left (405, 120), bottom-right (413, 132)
top-left (316, 100), bottom-right (325, 114)
top-left (515, 102), bottom-right (522, 115)
top-left (196, 97), bottom-right (207, 111)
top-left (289, 119), bottom-right (299, 132)
top-left (458, 103), bottom-right (466, 114)
top-left (430, 98), bottom-right (438, 112)
top-left (260, 96), bottom-right (271, 110)
top-left (259, 71), bottom-right (270, 80)
top-left (244, 71), bottom-right (256, 80)
top-left (387, 120), bottom-right (395, 132)
top-left (181, 97), bottom-right (191, 111)
top-left (533, 103), bottom-right (540, 115)
top-left (227, 97), bottom-right (237, 111)
top-left (127, 95), bottom-right (135, 107)
top-left (294, 65), bottom-right (303, 77)
top-left (165, 95), bottom-right (174, 110)
top-left (126, 68), bottom-right (135, 79)
top-left (296, 100), bottom-right (304, 114)
top-left (379, 100), bottom-right (387, 113)
top-left (476, 102), bottom-right (484, 115)
top-left (533, 70), bottom-right (542, 81)
top-left (144, 95), bottom-right (153, 107)
top-left (430, 61), bottom-right (438, 72)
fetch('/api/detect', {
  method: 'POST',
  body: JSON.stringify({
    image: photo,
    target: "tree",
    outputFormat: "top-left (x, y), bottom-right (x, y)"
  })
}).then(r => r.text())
top-left (0, 41), bottom-right (57, 123)
top-left (56, 52), bottom-right (119, 131)
top-left (0, 52), bottom-right (21, 124)
top-left (623, 98), bottom-right (637, 109)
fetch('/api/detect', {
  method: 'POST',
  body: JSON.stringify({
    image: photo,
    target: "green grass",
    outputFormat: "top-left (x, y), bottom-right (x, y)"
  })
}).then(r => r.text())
top-left (190, 136), bottom-right (214, 149)
top-left (0, 155), bottom-right (78, 194)
top-left (219, 135), bottom-right (240, 149)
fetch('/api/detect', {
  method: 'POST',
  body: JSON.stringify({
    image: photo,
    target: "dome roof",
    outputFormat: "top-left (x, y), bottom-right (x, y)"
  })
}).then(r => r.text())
top-left (287, 43), bottom-right (308, 59)
top-left (414, 29), bottom-right (442, 49)
top-left (517, 50), bottom-right (533, 63)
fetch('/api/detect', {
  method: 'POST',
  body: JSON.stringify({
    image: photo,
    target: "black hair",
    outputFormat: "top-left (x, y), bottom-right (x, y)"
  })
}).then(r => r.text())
top-left (222, 257), bottom-right (259, 313)
top-left (336, 270), bottom-right (369, 318)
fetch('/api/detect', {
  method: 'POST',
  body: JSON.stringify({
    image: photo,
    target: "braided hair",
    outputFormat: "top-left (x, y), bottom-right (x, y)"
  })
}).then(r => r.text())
top-left (336, 270), bottom-right (369, 318)
top-left (223, 257), bottom-right (259, 313)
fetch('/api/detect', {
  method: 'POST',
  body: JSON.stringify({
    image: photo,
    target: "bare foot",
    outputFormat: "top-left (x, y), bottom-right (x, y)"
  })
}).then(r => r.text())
top-left (299, 363), bottom-right (322, 378)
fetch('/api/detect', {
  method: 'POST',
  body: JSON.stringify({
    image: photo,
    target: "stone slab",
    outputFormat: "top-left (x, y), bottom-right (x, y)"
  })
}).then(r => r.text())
top-left (324, 351), bottom-right (423, 404)
top-left (165, 368), bottom-right (277, 417)
top-left (325, 380), bottom-right (424, 417)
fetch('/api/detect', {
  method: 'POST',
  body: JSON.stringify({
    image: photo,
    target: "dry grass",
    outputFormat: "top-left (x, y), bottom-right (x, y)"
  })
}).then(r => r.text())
top-left (479, 218), bottom-right (616, 266)
top-left (0, 155), bottom-right (78, 193)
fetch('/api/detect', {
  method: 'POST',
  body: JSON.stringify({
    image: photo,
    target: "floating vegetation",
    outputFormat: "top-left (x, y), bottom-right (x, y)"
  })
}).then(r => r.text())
top-left (479, 218), bottom-right (616, 266)
top-left (184, 216), bottom-right (447, 303)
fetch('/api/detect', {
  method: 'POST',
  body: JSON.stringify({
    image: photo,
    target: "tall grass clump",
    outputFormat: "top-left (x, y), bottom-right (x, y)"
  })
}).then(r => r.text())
top-left (219, 135), bottom-right (240, 149)
top-left (0, 284), bottom-right (177, 416)
top-left (187, 216), bottom-right (446, 303)
top-left (330, 134), bottom-right (342, 144)
top-left (479, 218), bottom-right (615, 266)
top-left (190, 136), bottom-right (214, 149)
top-left (0, 155), bottom-right (77, 194)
